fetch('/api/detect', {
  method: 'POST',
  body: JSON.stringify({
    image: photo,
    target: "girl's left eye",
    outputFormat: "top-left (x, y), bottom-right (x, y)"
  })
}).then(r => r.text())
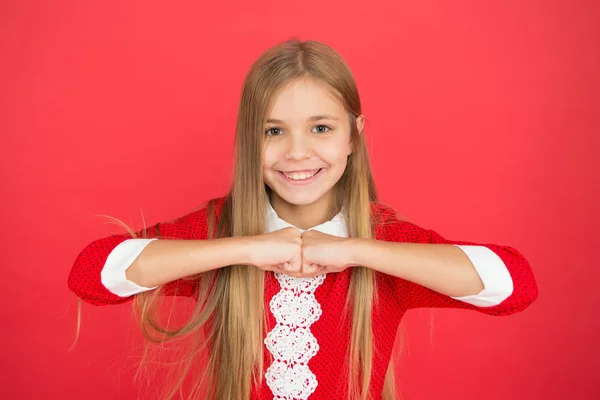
top-left (312, 125), bottom-right (331, 134)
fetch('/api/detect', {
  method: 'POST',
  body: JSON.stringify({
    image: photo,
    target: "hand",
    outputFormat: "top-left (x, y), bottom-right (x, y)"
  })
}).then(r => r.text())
top-left (300, 230), bottom-right (355, 278)
top-left (246, 227), bottom-right (303, 276)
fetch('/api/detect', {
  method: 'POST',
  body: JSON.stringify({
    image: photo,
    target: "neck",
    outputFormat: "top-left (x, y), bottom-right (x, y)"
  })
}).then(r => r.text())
top-left (269, 191), bottom-right (337, 230)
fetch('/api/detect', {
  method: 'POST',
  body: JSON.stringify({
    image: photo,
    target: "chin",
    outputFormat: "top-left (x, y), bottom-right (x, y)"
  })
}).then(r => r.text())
top-left (278, 192), bottom-right (320, 206)
top-left (270, 186), bottom-right (331, 207)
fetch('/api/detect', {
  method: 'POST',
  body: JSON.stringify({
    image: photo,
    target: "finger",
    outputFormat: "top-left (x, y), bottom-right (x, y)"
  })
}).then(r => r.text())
top-left (282, 262), bottom-right (293, 272)
top-left (280, 265), bottom-right (302, 277)
top-left (300, 230), bottom-right (314, 241)
top-left (290, 258), bottom-right (302, 272)
top-left (305, 263), bottom-right (317, 274)
top-left (282, 262), bottom-right (301, 274)
top-left (303, 265), bottom-right (324, 278)
top-left (301, 262), bottom-right (320, 275)
top-left (287, 227), bottom-right (302, 238)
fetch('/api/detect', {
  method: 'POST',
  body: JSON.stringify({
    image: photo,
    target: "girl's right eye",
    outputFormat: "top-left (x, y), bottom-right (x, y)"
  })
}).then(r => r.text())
top-left (265, 128), bottom-right (283, 136)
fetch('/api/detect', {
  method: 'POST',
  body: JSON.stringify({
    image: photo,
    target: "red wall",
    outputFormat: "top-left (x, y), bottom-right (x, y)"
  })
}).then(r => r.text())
top-left (2, 1), bottom-right (598, 398)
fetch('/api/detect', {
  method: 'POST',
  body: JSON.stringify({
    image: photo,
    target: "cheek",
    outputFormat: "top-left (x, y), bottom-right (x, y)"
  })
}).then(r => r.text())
top-left (262, 143), bottom-right (280, 168)
top-left (319, 138), bottom-right (352, 164)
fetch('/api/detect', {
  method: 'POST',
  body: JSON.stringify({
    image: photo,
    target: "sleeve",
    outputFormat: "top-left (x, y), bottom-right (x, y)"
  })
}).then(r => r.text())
top-left (383, 221), bottom-right (538, 316)
top-left (451, 245), bottom-right (514, 307)
top-left (67, 207), bottom-right (210, 306)
top-left (100, 238), bottom-right (158, 297)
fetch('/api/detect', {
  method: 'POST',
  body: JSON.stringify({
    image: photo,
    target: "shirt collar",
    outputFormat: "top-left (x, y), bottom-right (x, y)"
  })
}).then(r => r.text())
top-left (265, 200), bottom-right (348, 238)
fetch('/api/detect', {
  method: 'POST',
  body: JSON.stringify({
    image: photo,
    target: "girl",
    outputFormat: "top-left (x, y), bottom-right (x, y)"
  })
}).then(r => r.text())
top-left (68, 39), bottom-right (538, 400)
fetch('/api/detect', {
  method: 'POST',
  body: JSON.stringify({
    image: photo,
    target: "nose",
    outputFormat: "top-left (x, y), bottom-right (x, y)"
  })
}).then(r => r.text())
top-left (285, 132), bottom-right (312, 160)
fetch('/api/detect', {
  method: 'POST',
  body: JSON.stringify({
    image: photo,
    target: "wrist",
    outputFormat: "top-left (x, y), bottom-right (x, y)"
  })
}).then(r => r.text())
top-left (346, 238), bottom-right (369, 267)
top-left (228, 235), bottom-right (258, 266)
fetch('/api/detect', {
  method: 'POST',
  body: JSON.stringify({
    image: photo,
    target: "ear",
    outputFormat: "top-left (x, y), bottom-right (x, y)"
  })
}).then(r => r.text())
top-left (355, 114), bottom-right (365, 135)
top-left (348, 114), bottom-right (365, 155)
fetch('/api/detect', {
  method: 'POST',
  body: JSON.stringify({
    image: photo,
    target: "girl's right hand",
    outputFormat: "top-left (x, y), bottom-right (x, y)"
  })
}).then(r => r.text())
top-left (246, 227), bottom-right (302, 276)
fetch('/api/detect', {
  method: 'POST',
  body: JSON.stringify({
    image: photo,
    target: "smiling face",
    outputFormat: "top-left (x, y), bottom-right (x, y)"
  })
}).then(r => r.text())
top-left (262, 77), bottom-right (363, 209)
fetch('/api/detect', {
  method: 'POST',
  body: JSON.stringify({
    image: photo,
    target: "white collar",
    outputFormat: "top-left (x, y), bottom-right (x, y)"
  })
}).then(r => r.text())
top-left (265, 200), bottom-right (349, 238)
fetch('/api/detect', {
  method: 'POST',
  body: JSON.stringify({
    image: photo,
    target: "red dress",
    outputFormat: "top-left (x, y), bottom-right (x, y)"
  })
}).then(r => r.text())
top-left (67, 197), bottom-right (538, 399)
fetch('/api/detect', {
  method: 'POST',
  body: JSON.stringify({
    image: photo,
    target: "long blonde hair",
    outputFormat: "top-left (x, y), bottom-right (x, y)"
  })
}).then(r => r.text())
top-left (134, 39), bottom-right (397, 400)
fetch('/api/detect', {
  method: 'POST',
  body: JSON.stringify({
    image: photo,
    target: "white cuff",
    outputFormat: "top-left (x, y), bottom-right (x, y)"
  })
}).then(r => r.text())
top-left (100, 238), bottom-right (159, 297)
top-left (450, 245), bottom-right (514, 307)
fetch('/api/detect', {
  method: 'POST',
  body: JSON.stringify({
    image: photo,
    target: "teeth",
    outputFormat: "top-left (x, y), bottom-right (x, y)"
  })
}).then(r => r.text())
top-left (284, 170), bottom-right (318, 180)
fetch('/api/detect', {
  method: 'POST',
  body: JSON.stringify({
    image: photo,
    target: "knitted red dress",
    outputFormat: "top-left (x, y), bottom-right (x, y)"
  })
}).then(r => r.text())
top-left (68, 197), bottom-right (538, 399)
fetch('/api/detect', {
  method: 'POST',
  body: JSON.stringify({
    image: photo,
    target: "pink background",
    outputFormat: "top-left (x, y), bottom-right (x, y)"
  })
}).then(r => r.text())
top-left (2, 0), bottom-right (598, 398)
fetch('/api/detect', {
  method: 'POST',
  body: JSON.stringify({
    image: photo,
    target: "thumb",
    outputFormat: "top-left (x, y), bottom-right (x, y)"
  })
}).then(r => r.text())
top-left (301, 259), bottom-right (318, 274)
top-left (290, 255), bottom-right (302, 272)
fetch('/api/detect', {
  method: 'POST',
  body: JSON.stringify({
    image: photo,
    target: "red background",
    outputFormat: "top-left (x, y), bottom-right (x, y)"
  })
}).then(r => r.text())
top-left (2, 1), bottom-right (598, 398)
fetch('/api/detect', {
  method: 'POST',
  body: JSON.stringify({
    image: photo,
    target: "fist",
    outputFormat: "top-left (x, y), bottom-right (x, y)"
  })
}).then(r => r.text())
top-left (247, 227), bottom-right (303, 276)
top-left (300, 230), bottom-right (354, 278)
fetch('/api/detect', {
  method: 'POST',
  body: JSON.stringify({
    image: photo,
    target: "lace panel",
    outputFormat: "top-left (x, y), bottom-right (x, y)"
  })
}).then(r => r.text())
top-left (264, 273), bottom-right (326, 399)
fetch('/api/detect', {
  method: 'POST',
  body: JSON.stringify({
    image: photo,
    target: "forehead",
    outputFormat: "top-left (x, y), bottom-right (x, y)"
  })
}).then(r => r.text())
top-left (267, 77), bottom-right (346, 120)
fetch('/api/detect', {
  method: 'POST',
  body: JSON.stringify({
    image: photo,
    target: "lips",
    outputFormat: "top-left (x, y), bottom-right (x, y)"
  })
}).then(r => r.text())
top-left (280, 169), bottom-right (321, 180)
top-left (277, 168), bottom-right (324, 183)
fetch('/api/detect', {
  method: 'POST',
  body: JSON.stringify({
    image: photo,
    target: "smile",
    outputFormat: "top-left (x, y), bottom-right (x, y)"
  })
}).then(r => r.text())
top-left (278, 168), bottom-right (323, 184)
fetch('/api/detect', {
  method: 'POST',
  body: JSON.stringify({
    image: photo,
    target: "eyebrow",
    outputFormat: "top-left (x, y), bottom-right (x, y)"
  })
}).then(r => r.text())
top-left (266, 114), bottom-right (340, 124)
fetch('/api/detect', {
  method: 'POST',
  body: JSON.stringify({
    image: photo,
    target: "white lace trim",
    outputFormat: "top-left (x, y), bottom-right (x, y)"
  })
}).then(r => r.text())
top-left (264, 273), bottom-right (327, 399)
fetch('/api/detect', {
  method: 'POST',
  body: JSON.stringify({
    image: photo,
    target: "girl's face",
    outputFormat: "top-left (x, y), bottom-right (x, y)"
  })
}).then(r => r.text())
top-left (262, 77), bottom-right (363, 207)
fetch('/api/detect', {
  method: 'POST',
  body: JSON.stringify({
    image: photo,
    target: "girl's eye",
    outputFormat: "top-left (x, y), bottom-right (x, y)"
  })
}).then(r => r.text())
top-left (312, 125), bottom-right (331, 134)
top-left (265, 128), bottom-right (282, 136)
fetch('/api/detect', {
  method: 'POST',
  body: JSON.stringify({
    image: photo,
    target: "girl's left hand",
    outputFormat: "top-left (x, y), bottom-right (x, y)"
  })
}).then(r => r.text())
top-left (300, 230), bottom-right (355, 277)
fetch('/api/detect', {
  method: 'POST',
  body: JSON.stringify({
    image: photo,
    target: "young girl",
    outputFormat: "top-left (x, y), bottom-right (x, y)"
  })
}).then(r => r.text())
top-left (68, 39), bottom-right (538, 400)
